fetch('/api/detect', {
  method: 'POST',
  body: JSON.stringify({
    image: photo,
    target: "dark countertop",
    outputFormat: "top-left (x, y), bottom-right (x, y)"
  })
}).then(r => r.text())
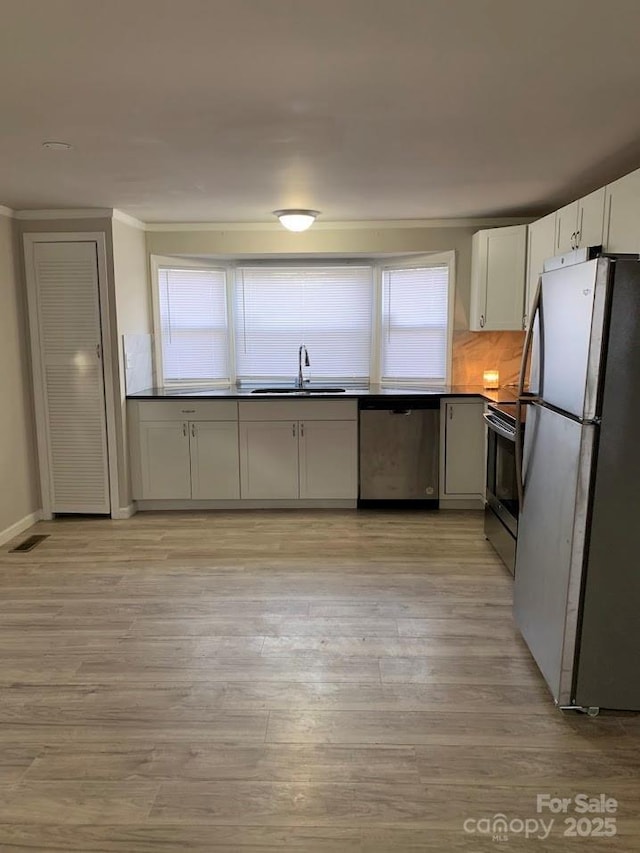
top-left (127, 384), bottom-right (520, 404)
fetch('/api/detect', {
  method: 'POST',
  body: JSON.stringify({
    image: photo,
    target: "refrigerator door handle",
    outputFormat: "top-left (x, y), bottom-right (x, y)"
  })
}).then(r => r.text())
top-left (516, 275), bottom-right (543, 506)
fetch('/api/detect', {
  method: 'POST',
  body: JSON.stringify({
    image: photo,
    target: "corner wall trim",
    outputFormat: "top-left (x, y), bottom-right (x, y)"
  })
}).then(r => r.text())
top-left (112, 210), bottom-right (146, 230)
top-left (0, 511), bottom-right (43, 548)
top-left (112, 504), bottom-right (137, 519)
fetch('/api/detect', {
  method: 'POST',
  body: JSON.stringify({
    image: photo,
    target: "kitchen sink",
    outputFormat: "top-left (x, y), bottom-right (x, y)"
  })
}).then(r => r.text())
top-left (250, 387), bottom-right (346, 394)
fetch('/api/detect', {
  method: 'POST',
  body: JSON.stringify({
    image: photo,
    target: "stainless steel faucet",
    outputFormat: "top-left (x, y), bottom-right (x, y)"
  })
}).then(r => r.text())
top-left (297, 344), bottom-right (310, 389)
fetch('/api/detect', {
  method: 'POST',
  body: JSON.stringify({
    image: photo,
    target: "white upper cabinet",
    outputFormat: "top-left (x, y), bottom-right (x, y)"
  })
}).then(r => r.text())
top-left (555, 189), bottom-right (605, 253)
top-left (470, 225), bottom-right (527, 331)
top-left (525, 211), bottom-right (557, 328)
top-left (604, 168), bottom-right (640, 253)
top-left (555, 200), bottom-right (580, 254)
top-left (577, 187), bottom-right (606, 249)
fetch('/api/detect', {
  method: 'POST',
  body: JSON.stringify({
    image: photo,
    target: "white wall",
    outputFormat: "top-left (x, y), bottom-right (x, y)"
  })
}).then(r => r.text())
top-left (111, 217), bottom-right (152, 507)
top-left (145, 219), bottom-right (528, 331)
top-left (0, 212), bottom-right (40, 540)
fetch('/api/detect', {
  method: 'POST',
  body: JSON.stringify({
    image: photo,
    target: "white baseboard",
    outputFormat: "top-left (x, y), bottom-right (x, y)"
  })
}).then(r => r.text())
top-left (136, 499), bottom-right (357, 511)
top-left (0, 510), bottom-right (43, 548)
top-left (438, 497), bottom-right (484, 510)
top-left (111, 503), bottom-right (137, 519)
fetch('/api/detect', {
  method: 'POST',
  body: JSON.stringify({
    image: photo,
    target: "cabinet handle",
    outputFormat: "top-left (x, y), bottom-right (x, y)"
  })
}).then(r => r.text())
top-left (522, 313), bottom-right (527, 330)
top-left (300, 422), bottom-right (304, 437)
top-left (292, 423), bottom-right (296, 437)
top-left (479, 313), bottom-right (485, 328)
top-left (96, 343), bottom-right (102, 360)
top-left (570, 231), bottom-right (576, 250)
top-left (182, 423), bottom-right (187, 437)
top-left (181, 409), bottom-right (196, 414)
top-left (191, 423), bottom-right (196, 438)
top-left (449, 407), bottom-right (453, 420)
top-left (578, 207), bottom-right (584, 247)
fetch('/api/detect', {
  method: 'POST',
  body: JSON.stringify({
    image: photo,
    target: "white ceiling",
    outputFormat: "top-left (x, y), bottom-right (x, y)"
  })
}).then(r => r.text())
top-left (1, 0), bottom-right (640, 223)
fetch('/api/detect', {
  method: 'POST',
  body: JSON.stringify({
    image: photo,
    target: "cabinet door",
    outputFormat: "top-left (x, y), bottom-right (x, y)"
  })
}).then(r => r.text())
top-left (525, 212), bottom-right (556, 328)
top-left (576, 187), bottom-right (605, 248)
top-left (442, 402), bottom-right (485, 497)
top-left (555, 201), bottom-right (579, 254)
top-left (470, 226), bottom-right (527, 331)
top-left (604, 168), bottom-right (640, 253)
top-left (190, 421), bottom-right (240, 499)
top-left (239, 421), bottom-right (299, 499)
top-left (299, 420), bottom-right (358, 499)
top-left (138, 421), bottom-right (191, 499)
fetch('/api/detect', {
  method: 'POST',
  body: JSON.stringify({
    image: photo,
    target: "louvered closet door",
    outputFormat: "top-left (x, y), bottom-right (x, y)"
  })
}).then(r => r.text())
top-left (33, 242), bottom-right (110, 513)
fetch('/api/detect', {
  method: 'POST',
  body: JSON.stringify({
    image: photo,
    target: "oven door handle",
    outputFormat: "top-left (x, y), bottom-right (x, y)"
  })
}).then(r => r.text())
top-left (482, 413), bottom-right (516, 442)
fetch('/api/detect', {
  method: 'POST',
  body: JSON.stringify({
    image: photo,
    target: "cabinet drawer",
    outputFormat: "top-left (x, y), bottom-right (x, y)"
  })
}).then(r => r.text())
top-left (238, 400), bottom-right (358, 422)
top-left (134, 400), bottom-right (238, 422)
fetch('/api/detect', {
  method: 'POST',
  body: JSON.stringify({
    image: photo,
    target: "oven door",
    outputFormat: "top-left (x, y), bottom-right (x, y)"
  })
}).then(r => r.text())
top-left (483, 413), bottom-right (519, 537)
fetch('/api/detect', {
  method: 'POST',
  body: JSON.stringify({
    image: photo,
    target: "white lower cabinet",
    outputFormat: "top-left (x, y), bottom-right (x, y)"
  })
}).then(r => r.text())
top-left (299, 420), bottom-right (358, 499)
top-left (130, 400), bottom-right (241, 500)
top-left (139, 421), bottom-right (192, 500)
top-left (190, 421), bottom-right (241, 499)
top-left (131, 399), bottom-right (358, 504)
top-left (239, 419), bottom-right (358, 500)
top-left (240, 421), bottom-right (299, 499)
top-left (440, 399), bottom-right (485, 504)
top-left (137, 419), bottom-right (240, 500)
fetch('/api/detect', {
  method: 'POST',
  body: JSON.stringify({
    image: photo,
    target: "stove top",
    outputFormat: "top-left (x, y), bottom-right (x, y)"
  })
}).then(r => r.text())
top-left (487, 401), bottom-right (526, 425)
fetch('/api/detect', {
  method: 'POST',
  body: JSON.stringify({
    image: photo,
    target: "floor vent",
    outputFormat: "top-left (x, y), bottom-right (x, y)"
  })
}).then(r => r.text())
top-left (10, 534), bottom-right (49, 553)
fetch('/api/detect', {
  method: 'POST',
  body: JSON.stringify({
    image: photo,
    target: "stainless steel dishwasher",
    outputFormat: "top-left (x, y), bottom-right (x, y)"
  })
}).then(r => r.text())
top-left (359, 399), bottom-right (439, 507)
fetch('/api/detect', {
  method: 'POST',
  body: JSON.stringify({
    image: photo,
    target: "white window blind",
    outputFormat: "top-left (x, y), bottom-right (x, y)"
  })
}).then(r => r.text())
top-left (234, 265), bottom-right (373, 383)
top-left (158, 267), bottom-right (229, 382)
top-left (381, 264), bottom-right (449, 384)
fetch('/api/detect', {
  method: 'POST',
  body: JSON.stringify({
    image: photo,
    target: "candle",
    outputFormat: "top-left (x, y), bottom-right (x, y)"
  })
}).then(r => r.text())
top-left (483, 369), bottom-right (500, 389)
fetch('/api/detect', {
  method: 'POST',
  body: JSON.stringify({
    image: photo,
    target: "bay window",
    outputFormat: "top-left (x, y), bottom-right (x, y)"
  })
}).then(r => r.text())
top-left (152, 253), bottom-right (453, 387)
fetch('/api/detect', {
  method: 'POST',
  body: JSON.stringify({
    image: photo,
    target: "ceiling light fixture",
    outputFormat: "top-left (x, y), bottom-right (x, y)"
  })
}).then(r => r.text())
top-left (42, 141), bottom-right (73, 150)
top-left (273, 209), bottom-right (320, 232)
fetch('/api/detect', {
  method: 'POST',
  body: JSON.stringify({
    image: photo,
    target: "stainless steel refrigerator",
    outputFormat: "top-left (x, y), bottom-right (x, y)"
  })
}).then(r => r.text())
top-left (514, 253), bottom-right (640, 712)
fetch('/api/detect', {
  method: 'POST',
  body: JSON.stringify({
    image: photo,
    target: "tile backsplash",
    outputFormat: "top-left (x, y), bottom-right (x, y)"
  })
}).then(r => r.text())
top-left (123, 333), bottom-right (154, 394)
top-left (451, 330), bottom-right (525, 387)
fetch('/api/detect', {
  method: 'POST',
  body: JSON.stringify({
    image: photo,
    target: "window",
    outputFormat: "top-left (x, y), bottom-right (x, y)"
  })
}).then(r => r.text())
top-left (152, 254), bottom-right (453, 387)
top-left (380, 263), bottom-right (450, 384)
top-left (234, 265), bottom-right (373, 384)
top-left (157, 267), bottom-right (229, 383)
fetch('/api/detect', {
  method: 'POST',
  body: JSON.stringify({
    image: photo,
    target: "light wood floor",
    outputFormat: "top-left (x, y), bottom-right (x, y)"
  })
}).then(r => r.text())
top-left (0, 510), bottom-right (638, 851)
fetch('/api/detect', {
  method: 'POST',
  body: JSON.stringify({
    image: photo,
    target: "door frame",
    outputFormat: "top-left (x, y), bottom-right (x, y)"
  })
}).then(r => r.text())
top-left (23, 232), bottom-right (120, 518)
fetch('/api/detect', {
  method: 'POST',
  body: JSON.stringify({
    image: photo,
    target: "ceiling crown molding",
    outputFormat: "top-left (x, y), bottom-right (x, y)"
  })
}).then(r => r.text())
top-left (5, 210), bottom-right (535, 230)
top-left (15, 208), bottom-right (114, 220)
top-left (112, 209), bottom-right (146, 230)
top-left (144, 215), bottom-right (533, 232)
